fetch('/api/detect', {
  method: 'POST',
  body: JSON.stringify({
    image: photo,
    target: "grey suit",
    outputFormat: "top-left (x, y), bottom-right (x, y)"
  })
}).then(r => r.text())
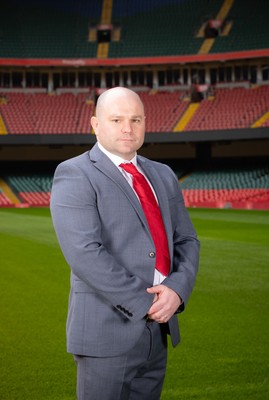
top-left (50, 143), bottom-right (199, 397)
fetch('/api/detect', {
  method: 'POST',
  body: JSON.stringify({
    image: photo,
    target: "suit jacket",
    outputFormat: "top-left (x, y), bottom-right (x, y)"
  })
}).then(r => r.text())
top-left (50, 143), bottom-right (200, 357)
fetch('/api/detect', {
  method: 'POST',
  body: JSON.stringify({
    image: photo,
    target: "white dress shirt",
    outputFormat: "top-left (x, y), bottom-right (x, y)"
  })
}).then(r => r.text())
top-left (97, 142), bottom-right (165, 285)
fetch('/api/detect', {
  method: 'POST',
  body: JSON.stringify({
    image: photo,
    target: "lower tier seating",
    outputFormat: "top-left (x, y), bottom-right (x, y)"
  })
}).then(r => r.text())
top-left (182, 188), bottom-right (269, 208)
top-left (5, 175), bottom-right (52, 207)
top-left (0, 189), bottom-right (13, 206)
top-left (180, 164), bottom-right (269, 209)
top-left (1, 162), bottom-right (268, 209)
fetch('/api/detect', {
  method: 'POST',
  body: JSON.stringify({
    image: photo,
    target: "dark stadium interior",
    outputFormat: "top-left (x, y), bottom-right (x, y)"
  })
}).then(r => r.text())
top-left (0, 0), bottom-right (268, 209)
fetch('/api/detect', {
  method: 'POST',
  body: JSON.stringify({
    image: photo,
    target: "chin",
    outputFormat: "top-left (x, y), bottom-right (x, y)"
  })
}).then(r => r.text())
top-left (120, 144), bottom-right (137, 153)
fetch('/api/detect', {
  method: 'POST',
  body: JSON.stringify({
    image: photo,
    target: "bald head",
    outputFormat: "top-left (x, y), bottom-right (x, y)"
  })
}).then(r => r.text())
top-left (95, 87), bottom-right (144, 120)
top-left (91, 86), bottom-right (146, 160)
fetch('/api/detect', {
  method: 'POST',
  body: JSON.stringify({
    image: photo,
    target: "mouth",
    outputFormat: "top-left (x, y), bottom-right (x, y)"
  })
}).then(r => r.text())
top-left (120, 138), bottom-right (135, 142)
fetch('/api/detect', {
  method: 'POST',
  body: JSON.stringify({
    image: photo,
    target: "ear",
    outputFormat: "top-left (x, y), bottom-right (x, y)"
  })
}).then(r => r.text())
top-left (91, 116), bottom-right (98, 135)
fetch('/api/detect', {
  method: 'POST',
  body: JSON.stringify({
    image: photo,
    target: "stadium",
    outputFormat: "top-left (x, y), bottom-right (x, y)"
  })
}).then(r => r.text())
top-left (0, 0), bottom-right (268, 399)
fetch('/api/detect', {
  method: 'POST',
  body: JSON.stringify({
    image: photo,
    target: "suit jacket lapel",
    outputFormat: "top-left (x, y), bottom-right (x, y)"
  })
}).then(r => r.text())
top-left (89, 145), bottom-right (150, 233)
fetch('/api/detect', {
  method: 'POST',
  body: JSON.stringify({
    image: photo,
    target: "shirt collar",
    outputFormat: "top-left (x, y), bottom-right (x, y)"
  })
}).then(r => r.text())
top-left (97, 142), bottom-right (138, 168)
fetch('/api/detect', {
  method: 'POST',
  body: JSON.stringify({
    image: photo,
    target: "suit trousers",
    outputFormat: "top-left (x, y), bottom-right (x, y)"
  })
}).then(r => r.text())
top-left (74, 320), bottom-right (168, 400)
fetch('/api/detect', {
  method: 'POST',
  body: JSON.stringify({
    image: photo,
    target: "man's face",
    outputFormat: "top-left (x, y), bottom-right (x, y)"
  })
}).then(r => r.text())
top-left (91, 92), bottom-right (145, 160)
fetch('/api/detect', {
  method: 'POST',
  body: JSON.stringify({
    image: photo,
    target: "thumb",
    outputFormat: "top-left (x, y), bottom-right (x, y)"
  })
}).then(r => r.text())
top-left (147, 285), bottom-right (162, 294)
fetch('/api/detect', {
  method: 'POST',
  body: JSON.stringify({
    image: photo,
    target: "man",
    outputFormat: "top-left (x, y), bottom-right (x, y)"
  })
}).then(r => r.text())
top-left (50, 87), bottom-right (199, 400)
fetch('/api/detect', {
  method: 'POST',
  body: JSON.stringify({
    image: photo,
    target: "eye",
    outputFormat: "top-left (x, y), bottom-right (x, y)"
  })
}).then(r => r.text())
top-left (112, 119), bottom-right (120, 123)
top-left (133, 118), bottom-right (141, 123)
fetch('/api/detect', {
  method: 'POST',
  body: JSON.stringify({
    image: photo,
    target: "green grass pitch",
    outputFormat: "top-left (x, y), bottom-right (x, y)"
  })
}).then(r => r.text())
top-left (0, 207), bottom-right (268, 399)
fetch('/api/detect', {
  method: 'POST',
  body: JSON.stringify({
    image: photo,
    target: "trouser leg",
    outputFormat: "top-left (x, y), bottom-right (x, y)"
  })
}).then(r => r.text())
top-left (128, 321), bottom-right (168, 400)
top-left (74, 321), bottom-right (168, 400)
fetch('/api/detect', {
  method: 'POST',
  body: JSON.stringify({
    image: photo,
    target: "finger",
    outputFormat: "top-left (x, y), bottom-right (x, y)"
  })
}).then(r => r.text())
top-left (148, 312), bottom-right (168, 324)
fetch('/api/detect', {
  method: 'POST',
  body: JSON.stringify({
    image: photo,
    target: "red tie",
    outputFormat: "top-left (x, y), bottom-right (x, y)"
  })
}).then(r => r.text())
top-left (120, 163), bottom-right (170, 276)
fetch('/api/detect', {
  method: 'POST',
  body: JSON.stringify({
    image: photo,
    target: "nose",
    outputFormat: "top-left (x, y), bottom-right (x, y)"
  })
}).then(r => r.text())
top-left (121, 120), bottom-right (132, 133)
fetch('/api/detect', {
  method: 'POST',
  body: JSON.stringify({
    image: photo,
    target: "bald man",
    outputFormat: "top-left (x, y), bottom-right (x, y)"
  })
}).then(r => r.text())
top-left (50, 87), bottom-right (199, 400)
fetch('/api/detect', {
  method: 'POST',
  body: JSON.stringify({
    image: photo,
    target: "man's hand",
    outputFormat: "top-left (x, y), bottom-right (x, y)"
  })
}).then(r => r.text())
top-left (147, 285), bottom-right (182, 323)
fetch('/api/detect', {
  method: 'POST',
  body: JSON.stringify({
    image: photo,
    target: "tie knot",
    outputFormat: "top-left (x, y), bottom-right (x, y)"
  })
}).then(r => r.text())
top-left (120, 163), bottom-right (139, 176)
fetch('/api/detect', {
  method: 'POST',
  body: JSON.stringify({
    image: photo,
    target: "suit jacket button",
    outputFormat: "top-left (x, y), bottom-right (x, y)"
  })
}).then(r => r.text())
top-left (149, 251), bottom-right (155, 258)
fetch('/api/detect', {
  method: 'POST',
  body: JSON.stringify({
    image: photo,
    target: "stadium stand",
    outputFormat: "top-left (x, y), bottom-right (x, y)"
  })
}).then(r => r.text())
top-left (5, 175), bottom-right (52, 206)
top-left (0, 0), bottom-right (268, 210)
top-left (108, 0), bottom-right (222, 58)
top-left (1, 0), bottom-right (269, 60)
top-left (0, 0), bottom-right (218, 59)
top-left (184, 85), bottom-right (269, 131)
top-left (0, 188), bottom-right (13, 206)
top-left (211, 0), bottom-right (269, 53)
top-left (180, 164), bottom-right (269, 209)
top-left (0, 0), bottom-right (269, 58)
top-left (1, 86), bottom-right (268, 134)
top-left (139, 91), bottom-right (189, 132)
top-left (0, 0), bottom-right (101, 58)
top-left (0, 92), bottom-right (94, 134)
top-left (1, 162), bottom-right (268, 209)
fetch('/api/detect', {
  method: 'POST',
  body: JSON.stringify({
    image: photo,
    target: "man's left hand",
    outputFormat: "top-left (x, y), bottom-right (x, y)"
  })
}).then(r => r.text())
top-left (146, 285), bottom-right (182, 323)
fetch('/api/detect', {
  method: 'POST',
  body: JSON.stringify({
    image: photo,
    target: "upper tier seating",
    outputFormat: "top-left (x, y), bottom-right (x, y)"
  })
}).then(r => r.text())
top-left (212, 0), bottom-right (269, 53)
top-left (1, 0), bottom-right (268, 59)
top-left (109, 0), bottom-right (223, 58)
top-left (0, 0), bottom-right (101, 58)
